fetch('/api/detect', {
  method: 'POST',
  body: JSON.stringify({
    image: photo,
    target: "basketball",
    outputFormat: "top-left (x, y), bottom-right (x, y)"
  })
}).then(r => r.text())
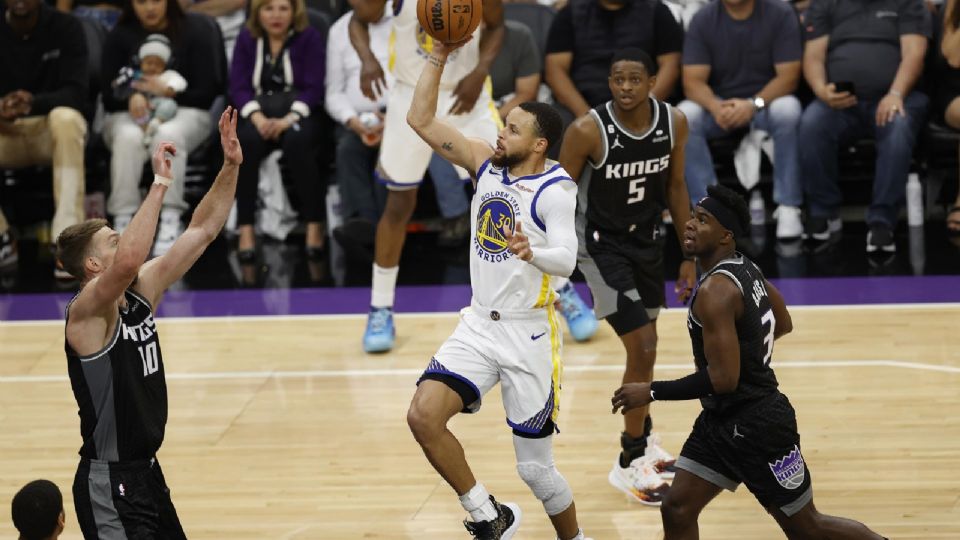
top-left (416, 0), bottom-right (483, 44)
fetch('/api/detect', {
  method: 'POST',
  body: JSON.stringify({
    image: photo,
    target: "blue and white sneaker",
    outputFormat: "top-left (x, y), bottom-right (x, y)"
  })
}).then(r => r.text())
top-left (555, 283), bottom-right (598, 342)
top-left (363, 306), bottom-right (395, 353)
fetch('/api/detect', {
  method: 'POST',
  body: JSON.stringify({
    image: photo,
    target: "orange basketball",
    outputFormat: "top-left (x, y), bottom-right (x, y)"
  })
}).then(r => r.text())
top-left (416, 0), bottom-right (483, 44)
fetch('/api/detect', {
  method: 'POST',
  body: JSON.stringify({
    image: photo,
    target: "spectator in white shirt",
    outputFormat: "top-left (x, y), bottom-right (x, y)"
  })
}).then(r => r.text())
top-left (325, 3), bottom-right (391, 232)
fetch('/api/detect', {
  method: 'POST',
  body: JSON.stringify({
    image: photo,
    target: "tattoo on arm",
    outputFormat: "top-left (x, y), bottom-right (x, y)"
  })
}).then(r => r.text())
top-left (428, 55), bottom-right (445, 68)
top-left (441, 141), bottom-right (453, 151)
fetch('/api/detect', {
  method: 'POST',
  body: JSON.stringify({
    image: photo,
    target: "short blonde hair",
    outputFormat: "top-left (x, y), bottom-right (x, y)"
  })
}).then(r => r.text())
top-left (56, 219), bottom-right (108, 281)
top-left (246, 0), bottom-right (309, 39)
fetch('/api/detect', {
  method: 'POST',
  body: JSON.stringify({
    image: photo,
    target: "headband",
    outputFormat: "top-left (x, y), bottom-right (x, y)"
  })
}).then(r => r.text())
top-left (698, 196), bottom-right (743, 238)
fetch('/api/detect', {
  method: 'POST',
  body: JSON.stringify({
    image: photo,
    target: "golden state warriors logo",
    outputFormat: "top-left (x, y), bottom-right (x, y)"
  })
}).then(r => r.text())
top-left (474, 192), bottom-right (522, 263)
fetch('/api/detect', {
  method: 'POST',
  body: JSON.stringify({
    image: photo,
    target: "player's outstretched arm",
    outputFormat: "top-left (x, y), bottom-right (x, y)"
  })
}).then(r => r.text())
top-left (407, 39), bottom-right (493, 176)
top-left (557, 112), bottom-right (600, 183)
top-left (666, 107), bottom-right (696, 303)
top-left (69, 144), bottom-right (171, 322)
top-left (135, 107), bottom-right (243, 307)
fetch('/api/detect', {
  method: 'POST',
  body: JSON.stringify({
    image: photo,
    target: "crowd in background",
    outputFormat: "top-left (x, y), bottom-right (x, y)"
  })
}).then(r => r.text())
top-left (1, 0), bottom-right (959, 282)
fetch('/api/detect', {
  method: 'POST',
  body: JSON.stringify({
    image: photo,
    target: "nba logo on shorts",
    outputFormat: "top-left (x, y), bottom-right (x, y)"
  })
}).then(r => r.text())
top-left (769, 445), bottom-right (805, 489)
top-left (475, 197), bottom-right (514, 258)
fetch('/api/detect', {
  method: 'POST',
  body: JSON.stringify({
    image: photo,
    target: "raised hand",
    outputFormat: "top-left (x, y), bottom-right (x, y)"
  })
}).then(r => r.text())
top-left (151, 141), bottom-right (177, 179)
top-left (504, 220), bottom-right (532, 262)
top-left (675, 259), bottom-right (697, 304)
top-left (219, 106), bottom-right (242, 165)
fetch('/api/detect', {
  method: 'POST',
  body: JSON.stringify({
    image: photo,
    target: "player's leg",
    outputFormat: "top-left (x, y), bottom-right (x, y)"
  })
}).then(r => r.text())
top-left (513, 431), bottom-right (584, 540)
top-left (769, 500), bottom-right (889, 540)
top-left (151, 460), bottom-right (187, 539)
top-left (579, 230), bottom-right (668, 504)
top-left (407, 378), bottom-right (478, 492)
top-left (363, 83), bottom-right (434, 353)
top-left (661, 470), bottom-right (724, 540)
top-left (666, 412), bottom-right (741, 539)
top-left (411, 311), bottom-right (511, 532)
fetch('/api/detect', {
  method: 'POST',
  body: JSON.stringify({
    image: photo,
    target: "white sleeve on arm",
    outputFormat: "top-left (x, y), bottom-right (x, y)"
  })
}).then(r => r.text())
top-left (324, 22), bottom-right (356, 125)
top-left (528, 180), bottom-right (578, 277)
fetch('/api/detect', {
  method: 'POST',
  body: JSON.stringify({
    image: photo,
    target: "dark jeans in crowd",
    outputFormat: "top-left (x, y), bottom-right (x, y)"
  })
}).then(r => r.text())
top-left (334, 125), bottom-right (386, 222)
top-left (236, 115), bottom-right (325, 226)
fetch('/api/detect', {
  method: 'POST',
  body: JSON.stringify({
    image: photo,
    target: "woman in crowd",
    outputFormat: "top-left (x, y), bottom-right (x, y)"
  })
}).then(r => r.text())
top-left (229, 0), bottom-right (326, 261)
top-left (101, 0), bottom-right (221, 255)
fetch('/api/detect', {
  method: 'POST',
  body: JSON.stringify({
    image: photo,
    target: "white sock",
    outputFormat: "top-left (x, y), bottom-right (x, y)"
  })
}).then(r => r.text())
top-left (370, 263), bottom-right (399, 308)
top-left (459, 483), bottom-right (498, 522)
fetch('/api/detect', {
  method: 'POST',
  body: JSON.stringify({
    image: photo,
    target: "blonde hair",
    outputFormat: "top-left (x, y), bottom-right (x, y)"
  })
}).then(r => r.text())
top-left (246, 0), bottom-right (309, 39)
top-left (56, 219), bottom-right (108, 281)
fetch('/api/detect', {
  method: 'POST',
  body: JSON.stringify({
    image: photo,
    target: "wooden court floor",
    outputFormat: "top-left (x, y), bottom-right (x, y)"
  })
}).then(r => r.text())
top-left (1, 304), bottom-right (958, 539)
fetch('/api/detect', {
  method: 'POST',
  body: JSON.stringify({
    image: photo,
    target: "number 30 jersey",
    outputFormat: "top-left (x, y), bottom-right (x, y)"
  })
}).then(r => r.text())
top-left (471, 159), bottom-right (576, 310)
top-left (688, 253), bottom-right (781, 415)
top-left (579, 97), bottom-right (676, 244)
top-left (66, 289), bottom-right (168, 461)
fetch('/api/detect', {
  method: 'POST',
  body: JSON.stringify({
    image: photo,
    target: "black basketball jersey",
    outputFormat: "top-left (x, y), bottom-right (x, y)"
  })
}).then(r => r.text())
top-left (687, 253), bottom-right (780, 415)
top-left (578, 97), bottom-right (675, 243)
top-left (66, 289), bottom-right (168, 461)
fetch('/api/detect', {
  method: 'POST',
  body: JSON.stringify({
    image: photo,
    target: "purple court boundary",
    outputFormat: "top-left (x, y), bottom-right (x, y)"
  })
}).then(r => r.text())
top-left (1, 276), bottom-right (958, 321)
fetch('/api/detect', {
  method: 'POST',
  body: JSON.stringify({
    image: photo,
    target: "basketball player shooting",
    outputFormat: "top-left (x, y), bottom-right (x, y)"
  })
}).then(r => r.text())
top-left (558, 48), bottom-right (697, 505)
top-left (403, 37), bottom-right (590, 540)
top-left (56, 108), bottom-right (242, 538)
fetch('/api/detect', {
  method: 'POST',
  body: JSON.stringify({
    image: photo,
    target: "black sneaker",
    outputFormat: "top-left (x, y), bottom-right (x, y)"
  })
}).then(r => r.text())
top-left (0, 231), bottom-right (17, 269)
top-left (802, 216), bottom-right (842, 241)
top-left (463, 496), bottom-right (522, 540)
top-left (866, 223), bottom-right (896, 253)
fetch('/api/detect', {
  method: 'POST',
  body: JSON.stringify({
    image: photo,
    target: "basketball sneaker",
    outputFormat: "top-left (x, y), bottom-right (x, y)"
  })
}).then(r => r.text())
top-left (645, 433), bottom-right (677, 479)
top-left (555, 282), bottom-right (598, 342)
top-left (363, 306), bottom-right (395, 353)
top-left (608, 456), bottom-right (670, 506)
top-left (463, 496), bottom-right (521, 540)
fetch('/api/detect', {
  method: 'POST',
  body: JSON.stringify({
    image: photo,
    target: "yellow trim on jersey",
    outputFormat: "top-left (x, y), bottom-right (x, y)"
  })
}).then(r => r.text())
top-left (485, 77), bottom-right (504, 129)
top-left (387, 28), bottom-right (396, 73)
top-left (533, 273), bottom-right (552, 308)
top-left (547, 304), bottom-right (562, 424)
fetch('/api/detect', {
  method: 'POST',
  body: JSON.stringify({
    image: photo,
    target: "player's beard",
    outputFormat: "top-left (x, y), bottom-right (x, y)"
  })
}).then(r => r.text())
top-left (491, 148), bottom-right (525, 170)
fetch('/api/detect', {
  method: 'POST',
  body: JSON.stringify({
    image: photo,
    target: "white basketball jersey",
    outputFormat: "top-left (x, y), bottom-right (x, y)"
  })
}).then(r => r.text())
top-left (470, 159), bottom-right (575, 310)
top-left (388, 0), bottom-right (481, 88)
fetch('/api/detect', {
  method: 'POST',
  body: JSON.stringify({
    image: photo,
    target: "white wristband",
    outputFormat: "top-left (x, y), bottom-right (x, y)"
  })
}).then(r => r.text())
top-left (153, 174), bottom-right (172, 187)
top-left (889, 89), bottom-right (903, 99)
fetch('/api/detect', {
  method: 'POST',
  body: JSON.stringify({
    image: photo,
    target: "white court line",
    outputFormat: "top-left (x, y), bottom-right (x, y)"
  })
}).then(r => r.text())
top-left (2, 359), bottom-right (958, 384)
top-left (2, 301), bottom-right (960, 327)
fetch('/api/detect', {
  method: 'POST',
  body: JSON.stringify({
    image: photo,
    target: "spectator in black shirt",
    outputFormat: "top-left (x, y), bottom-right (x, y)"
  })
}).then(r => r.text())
top-left (545, 0), bottom-right (683, 122)
top-left (0, 0), bottom-right (88, 276)
top-left (100, 0), bottom-right (221, 257)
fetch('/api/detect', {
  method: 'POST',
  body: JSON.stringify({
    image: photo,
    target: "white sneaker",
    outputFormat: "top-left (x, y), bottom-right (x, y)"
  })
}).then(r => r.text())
top-left (153, 209), bottom-right (182, 256)
top-left (112, 214), bottom-right (133, 235)
top-left (774, 206), bottom-right (803, 240)
top-left (608, 455), bottom-right (669, 506)
top-left (645, 433), bottom-right (677, 479)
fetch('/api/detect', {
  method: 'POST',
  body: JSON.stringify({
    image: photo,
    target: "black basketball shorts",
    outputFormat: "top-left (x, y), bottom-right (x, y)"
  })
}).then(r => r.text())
top-left (675, 392), bottom-right (814, 517)
top-left (74, 457), bottom-right (186, 539)
top-left (577, 221), bottom-right (665, 335)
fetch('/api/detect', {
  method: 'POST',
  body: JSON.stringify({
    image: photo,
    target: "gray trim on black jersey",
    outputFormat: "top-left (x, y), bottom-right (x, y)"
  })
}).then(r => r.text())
top-left (78, 319), bottom-right (122, 363)
top-left (712, 269), bottom-right (745, 297)
top-left (82, 355), bottom-right (120, 461)
top-left (666, 103), bottom-right (676, 150)
top-left (86, 462), bottom-right (129, 539)
top-left (605, 98), bottom-right (660, 140)
top-left (781, 485), bottom-right (814, 517)
top-left (587, 108), bottom-right (608, 169)
top-left (675, 456), bottom-right (739, 492)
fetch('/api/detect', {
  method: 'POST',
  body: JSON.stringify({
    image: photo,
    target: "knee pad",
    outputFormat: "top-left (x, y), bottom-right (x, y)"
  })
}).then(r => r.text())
top-left (516, 462), bottom-right (573, 516)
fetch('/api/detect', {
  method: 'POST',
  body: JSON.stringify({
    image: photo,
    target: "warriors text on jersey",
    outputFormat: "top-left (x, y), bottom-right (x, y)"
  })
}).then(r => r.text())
top-left (471, 159), bottom-right (575, 309)
top-left (687, 253), bottom-right (780, 414)
top-left (578, 97), bottom-right (676, 245)
top-left (66, 289), bottom-right (168, 461)
top-left (388, 0), bottom-right (481, 88)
